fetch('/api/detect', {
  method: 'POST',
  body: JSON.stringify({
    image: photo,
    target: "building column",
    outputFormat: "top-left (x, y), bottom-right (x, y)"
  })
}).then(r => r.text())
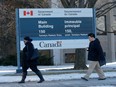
top-left (106, 2), bottom-right (115, 62)
top-left (51, 0), bottom-right (64, 65)
top-left (53, 49), bottom-right (64, 65)
top-left (107, 33), bottom-right (115, 62)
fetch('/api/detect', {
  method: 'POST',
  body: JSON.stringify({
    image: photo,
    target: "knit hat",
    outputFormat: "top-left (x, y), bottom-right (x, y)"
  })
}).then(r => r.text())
top-left (24, 36), bottom-right (32, 41)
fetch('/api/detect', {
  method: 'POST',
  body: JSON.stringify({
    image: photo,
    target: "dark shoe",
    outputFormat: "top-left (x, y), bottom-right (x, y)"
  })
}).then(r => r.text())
top-left (98, 78), bottom-right (106, 80)
top-left (18, 80), bottom-right (25, 83)
top-left (38, 79), bottom-right (45, 83)
top-left (81, 77), bottom-right (88, 81)
top-left (36, 70), bottom-right (45, 83)
top-left (18, 72), bottom-right (27, 83)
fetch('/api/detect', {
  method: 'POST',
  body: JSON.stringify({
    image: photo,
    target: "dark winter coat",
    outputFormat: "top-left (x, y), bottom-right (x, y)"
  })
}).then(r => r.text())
top-left (22, 41), bottom-right (38, 67)
top-left (88, 38), bottom-right (106, 65)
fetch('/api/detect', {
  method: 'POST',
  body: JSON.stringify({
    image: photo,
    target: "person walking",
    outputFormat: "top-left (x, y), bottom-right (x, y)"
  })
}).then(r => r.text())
top-left (19, 36), bottom-right (45, 83)
top-left (81, 33), bottom-right (106, 81)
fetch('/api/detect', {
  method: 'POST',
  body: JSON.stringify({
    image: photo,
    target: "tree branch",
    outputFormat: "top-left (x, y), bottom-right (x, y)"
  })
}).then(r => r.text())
top-left (60, 0), bottom-right (70, 8)
top-left (87, 0), bottom-right (98, 8)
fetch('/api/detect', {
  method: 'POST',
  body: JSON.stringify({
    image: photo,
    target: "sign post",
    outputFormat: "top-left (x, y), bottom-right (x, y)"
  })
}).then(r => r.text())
top-left (16, 9), bottom-right (22, 73)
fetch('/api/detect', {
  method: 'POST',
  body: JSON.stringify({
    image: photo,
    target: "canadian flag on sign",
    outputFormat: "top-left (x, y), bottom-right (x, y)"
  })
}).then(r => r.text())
top-left (23, 11), bottom-right (33, 16)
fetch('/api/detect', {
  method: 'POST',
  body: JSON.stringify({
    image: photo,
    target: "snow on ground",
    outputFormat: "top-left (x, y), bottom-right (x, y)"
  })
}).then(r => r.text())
top-left (0, 62), bottom-right (116, 74)
top-left (0, 71), bottom-right (116, 82)
top-left (0, 62), bottom-right (116, 82)
top-left (0, 62), bottom-right (116, 71)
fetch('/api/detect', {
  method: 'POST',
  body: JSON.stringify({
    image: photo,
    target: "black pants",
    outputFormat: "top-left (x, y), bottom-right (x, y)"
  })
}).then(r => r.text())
top-left (22, 64), bottom-right (44, 81)
top-left (23, 64), bottom-right (39, 73)
top-left (22, 59), bottom-right (39, 73)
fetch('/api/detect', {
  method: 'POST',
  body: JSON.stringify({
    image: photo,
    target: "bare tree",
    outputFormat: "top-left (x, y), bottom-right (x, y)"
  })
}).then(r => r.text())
top-left (60, 0), bottom-right (98, 8)
top-left (0, 0), bottom-right (49, 58)
top-left (0, 1), bottom-right (16, 58)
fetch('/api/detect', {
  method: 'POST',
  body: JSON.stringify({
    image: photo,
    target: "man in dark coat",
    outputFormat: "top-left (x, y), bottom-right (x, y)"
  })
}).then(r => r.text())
top-left (19, 36), bottom-right (44, 83)
top-left (81, 33), bottom-right (106, 81)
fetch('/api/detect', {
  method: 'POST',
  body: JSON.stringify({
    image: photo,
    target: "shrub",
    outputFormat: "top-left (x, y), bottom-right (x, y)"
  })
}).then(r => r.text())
top-left (0, 55), bottom-right (17, 66)
top-left (38, 55), bottom-right (53, 65)
top-left (0, 52), bottom-right (53, 66)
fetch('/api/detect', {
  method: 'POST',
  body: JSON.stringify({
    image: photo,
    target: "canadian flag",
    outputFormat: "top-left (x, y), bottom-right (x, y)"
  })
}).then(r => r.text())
top-left (23, 10), bottom-right (33, 16)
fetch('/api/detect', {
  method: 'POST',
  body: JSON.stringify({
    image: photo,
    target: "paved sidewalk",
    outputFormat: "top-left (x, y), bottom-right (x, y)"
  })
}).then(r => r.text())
top-left (0, 78), bottom-right (116, 87)
top-left (0, 63), bottom-right (116, 83)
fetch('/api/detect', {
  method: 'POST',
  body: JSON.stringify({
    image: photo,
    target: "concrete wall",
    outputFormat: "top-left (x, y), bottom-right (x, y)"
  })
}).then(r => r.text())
top-left (97, 35), bottom-right (116, 62)
top-left (97, 36), bottom-right (108, 61)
